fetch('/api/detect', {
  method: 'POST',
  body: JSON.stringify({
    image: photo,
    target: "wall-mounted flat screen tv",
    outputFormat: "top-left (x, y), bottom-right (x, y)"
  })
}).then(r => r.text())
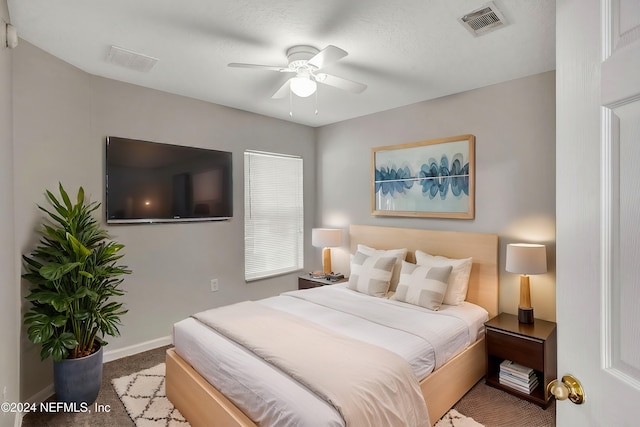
top-left (105, 136), bottom-right (232, 223)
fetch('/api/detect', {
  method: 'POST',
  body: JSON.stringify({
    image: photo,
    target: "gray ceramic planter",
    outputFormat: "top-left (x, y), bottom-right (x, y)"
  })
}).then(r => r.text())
top-left (53, 344), bottom-right (103, 405)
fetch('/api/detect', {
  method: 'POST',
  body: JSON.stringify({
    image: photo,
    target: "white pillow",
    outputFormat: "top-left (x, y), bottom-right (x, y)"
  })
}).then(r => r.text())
top-left (356, 245), bottom-right (407, 291)
top-left (347, 251), bottom-right (396, 297)
top-left (391, 261), bottom-right (453, 311)
top-left (415, 250), bottom-right (473, 306)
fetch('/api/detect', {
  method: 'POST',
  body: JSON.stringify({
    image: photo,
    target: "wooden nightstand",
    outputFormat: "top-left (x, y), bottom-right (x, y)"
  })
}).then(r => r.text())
top-left (485, 313), bottom-right (557, 408)
top-left (298, 275), bottom-right (347, 290)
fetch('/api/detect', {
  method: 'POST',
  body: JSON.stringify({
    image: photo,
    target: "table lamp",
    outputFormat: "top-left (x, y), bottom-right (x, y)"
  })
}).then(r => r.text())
top-left (311, 228), bottom-right (342, 275)
top-left (506, 243), bottom-right (547, 324)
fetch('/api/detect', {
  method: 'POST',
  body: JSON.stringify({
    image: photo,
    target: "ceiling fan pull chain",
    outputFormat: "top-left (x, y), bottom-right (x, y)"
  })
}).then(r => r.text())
top-left (289, 90), bottom-right (293, 117)
top-left (315, 89), bottom-right (319, 116)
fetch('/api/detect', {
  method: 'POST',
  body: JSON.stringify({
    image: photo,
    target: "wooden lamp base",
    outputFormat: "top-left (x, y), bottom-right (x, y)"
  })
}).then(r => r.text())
top-left (322, 247), bottom-right (332, 274)
top-left (518, 275), bottom-right (534, 324)
top-left (518, 307), bottom-right (534, 324)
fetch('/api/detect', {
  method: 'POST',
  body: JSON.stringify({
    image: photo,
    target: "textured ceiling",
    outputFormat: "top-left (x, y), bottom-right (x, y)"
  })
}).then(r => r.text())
top-left (7, 0), bottom-right (555, 127)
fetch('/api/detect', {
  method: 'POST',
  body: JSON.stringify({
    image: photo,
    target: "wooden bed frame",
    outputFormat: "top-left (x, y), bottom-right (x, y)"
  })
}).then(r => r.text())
top-left (166, 225), bottom-right (499, 426)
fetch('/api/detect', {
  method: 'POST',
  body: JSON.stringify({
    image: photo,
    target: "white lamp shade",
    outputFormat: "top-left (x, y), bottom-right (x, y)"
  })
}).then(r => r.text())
top-left (506, 243), bottom-right (547, 275)
top-left (312, 228), bottom-right (341, 248)
top-left (290, 76), bottom-right (317, 97)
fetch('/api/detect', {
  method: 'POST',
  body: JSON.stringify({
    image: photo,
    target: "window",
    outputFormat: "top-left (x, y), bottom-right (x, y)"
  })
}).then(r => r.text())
top-left (244, 151), bottom-right (303, 281)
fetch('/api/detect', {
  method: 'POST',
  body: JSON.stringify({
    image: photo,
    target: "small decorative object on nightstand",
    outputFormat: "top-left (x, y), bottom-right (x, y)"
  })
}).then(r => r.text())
top-left (485, 313), bottom-right (557, 408)
top-left (298, 274), bottom-right (347, 290)
top-left (311, 228), bottom-right (342, 274)
top-left (505, 243), bottom-right (547, 324)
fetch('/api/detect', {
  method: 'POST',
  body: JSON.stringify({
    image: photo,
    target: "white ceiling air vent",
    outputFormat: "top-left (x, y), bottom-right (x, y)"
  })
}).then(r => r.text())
top-left (459, 2), bottom-right (507, 37)
top-left (106, 46), bottom-right (158, 72)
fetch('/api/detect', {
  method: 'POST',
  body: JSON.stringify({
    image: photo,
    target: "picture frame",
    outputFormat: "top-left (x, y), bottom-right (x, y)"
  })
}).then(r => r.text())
top-left (371, 134), bottom-right (475, 219)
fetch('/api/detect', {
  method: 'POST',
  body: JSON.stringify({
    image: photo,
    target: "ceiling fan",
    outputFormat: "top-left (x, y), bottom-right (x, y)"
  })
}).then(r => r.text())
top-left (228, 45), bottom-right (367, 99)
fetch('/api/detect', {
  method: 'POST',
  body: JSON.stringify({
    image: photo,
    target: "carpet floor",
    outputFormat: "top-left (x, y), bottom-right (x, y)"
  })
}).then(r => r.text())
top-left (22, 345), bottom-right (555, 427)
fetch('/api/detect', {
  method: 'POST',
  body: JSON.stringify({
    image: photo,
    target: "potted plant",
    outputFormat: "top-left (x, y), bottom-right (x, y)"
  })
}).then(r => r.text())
top-left (22, 183), bottom-right (130, 404)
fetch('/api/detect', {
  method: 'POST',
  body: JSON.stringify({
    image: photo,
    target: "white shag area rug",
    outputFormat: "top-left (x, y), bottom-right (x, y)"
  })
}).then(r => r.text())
top-left (114, 363), bottom-right (484, 427)
top-left (434, 409), bottom-right (484, 427)
top-left (112, 363), bottom-right (189, 426)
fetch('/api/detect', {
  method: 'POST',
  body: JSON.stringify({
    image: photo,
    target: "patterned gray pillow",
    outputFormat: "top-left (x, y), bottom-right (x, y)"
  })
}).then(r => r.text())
top-left (355, 245), bottom-right (407, 291)
top-left (392, 261), bottom-right (453, 310)
top-left (347, 251), bottom-right (396, 297)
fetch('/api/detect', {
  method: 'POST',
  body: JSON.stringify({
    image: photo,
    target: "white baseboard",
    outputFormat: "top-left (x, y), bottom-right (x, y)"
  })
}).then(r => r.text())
top-left (15, 412), bottom-right (24, 427)
top-left (19, 335), bottom-right (172, 426)
top-left (103, 335), bottom-right (172, 363)
top-left (25, 383), bottom-right (55, 405)
top-left (16, 383), bottom-right (55, 427)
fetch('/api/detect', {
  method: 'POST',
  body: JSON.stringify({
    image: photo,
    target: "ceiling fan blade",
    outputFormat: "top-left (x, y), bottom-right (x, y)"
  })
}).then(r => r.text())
top-left (307, 45), bottom-right (348, 69)
top-left (228, 63), bottom-right (292, 72)
top-left (316, 73), bottom-right (367, 94)
top-left (271, 79), bottom-right (292, 99)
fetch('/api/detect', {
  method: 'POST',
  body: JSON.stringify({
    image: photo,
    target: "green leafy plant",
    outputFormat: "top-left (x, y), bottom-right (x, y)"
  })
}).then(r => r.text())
top-left (22, 183), bottom-right (131, 362)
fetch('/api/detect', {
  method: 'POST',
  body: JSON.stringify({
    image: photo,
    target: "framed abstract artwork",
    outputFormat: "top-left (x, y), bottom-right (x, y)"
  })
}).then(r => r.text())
top-left (371, 134), bottom-right (475, 219)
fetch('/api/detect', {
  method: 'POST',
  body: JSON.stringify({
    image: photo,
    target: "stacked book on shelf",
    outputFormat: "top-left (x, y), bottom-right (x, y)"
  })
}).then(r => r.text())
top-left (499, 360), bottom-right (539, 394)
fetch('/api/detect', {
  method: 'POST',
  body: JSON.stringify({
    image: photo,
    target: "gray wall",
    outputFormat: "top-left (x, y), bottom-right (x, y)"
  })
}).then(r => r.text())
top-left (0, 1), bottom-right (20, 426)
top-left (13, 42), bottom-right (316, 399)
top-left (316, 71), bottom-right (557, 321)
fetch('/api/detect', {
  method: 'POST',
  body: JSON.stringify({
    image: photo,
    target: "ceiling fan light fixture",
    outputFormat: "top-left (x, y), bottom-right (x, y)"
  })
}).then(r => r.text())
top-left (290, 76), bottom-right (317, 97)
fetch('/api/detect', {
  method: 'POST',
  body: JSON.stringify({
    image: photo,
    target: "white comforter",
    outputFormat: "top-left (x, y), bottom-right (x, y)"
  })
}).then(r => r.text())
top-left (172, 284), bottom-right (488, 427)
top-left (194, 300), bottom-right (430, 427)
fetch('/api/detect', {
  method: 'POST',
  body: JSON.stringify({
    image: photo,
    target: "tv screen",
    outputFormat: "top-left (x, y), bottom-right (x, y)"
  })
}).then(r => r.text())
top-left (105, 136), bottom-right (232, 223)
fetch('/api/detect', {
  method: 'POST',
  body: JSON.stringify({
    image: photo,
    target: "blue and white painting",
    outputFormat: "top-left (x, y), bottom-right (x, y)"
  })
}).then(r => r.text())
top-left (373, 137), bottom-right (474, 218)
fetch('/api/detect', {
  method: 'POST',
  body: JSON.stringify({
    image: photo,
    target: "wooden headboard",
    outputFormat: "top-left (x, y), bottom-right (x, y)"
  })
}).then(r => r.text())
top-left (349, 225), bottom-right (499, 318)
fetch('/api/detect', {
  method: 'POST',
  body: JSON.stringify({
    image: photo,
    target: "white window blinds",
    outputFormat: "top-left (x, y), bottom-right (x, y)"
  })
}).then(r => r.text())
top-left (244, 151), bottom-right (304, 281)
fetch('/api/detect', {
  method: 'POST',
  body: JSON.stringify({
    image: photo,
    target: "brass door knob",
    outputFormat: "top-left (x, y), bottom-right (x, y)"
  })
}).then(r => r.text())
top-left (548, 374), bottom-right (585, 404)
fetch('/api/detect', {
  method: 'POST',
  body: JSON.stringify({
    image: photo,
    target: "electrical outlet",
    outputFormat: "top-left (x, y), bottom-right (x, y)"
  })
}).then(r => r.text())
top-left (210, 279), bottom-right (219, 292)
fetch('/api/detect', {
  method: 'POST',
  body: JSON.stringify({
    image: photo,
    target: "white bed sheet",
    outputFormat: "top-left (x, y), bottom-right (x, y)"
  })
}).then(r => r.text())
top-left (172, 285), bottom-right (488, 427)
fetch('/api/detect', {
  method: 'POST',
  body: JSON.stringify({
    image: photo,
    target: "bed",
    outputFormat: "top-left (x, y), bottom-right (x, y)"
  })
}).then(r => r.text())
top-left (166, 225), bottom-right (499, 426)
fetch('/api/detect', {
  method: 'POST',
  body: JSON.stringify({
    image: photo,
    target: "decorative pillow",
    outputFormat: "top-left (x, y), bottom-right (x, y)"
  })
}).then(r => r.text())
top-left (391, 261), bottom-right (453, 310)
top-left (356, 245), bottom-right (407, 291)
top-left (347, 251), bottom-right (396, 297)
top-left (415, 250), bottom-right (473, 306)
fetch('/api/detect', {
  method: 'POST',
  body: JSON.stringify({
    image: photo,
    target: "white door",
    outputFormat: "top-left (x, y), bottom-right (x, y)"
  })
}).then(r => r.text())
top-left (556, 0), bottom-right (640, 426)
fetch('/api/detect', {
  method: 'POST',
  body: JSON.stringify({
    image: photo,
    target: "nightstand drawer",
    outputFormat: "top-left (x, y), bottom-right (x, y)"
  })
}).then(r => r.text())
top-left (298, 277), bottom-right (322, 289)
top-left (298, 275), bottom-right (347, 290)
top-left (486, 329), bottom-right (544, 371)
